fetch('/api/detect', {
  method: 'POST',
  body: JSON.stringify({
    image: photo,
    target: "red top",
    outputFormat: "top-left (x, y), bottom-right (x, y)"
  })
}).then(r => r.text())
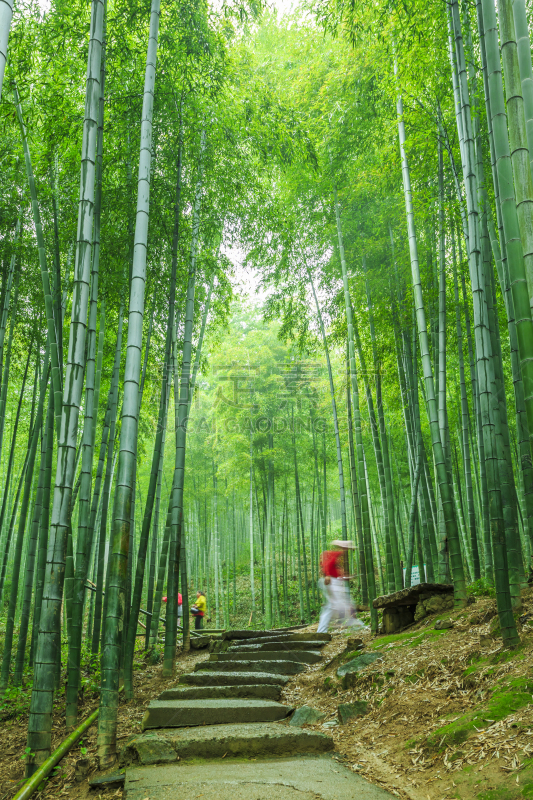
top-left (320, 550), bottom-right (344, 578)
top-left (162, 594), bottom-right (183, 605)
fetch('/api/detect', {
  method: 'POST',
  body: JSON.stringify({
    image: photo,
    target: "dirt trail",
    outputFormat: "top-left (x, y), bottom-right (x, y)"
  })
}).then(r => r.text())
top-left (4, 594), bottom-right (533, 800)
top-left (282, 592), bottom-right (533, 800)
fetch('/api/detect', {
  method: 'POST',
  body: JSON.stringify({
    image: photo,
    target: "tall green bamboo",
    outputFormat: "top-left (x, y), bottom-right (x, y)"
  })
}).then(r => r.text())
top-left (249, 409), bottom-right (255, 623)
top-left (0, 342), bottom-right (33, 606)
top-left (512, 0), bottom-right (533, 182)
top-left (0, 266), bottom-right (21, 470)
top-left (148, 495), bottom-right (172, 647)
top-left (485, 241), bottom-right (524, 603)
top-left (479, 0), bottom-right (533, 643)
top-left (405, 430), bottom-right (422, 587)
top-left (97, 0), bottom-right (160, 764)
top-left (0, 0), bottom-right (13, 101)
top-left (125, 119), bottom-right (183, 682)
top-left (333, 187), bottom-right (378, 632)
top-left (454, 0), bottom-right (523, 609)
top-left (67, 17), bottom-right (107, 727)
top-left (292, 419), bottom-right (305, 622)
top-left (450, 0), bottom-right (500, 588)
top-left (189, 275), bottom-right (214, 410)
top-left (436, 142), bottom-right (452, 583)
top-left (0, 216), bottom-right (18, 441)
top-left (490, 206), bottom-right (533, 559)
top-left (124, 294), bottom-right (155, 652)
top-left (345, 346), bottom-right (366, 601)
top-left (163, 130), bottom-right (206, 677)
top-left (13, 399), bottom-right (49, 686)
top-left (212, 465), bottom-right (221, 625)
top-left (394, 65), bottom-right (466, 605)
top-left (92, 302), bottom-right (106, 448)
top-left (32, 395), bottom-right (55, 664)
top-left (91, 307), bottom-right (123, 656)
top-left (0, 350), bottom-right (50, 692)
top-left (145, 385), bottom-right (171, 650)
top-left (307, 267), bottom-right (347, 541)
top-left (476, 0), bottom-right (533, 575)
top-left (452, 227), bottom-right (481, 579)
top-left (456, 1), bottom-right (522, 604)
top-left (295, 440), bottom-right (311, 619)
top-left (461, 268), bottom-right (492, 579)
top-left (264, 449), bottom-right (273, 628)
top-left (496, 0), bottom-right (533, 309)
top-left (179, 532), bottom-right (190, 651)
top-left (13, 83), bottom-right (62, 435)
top-left (352, 305), bottom-right (393, 588)
top-left (366, 276), bottom-right (402, 589)
top-left (396, 314), bottom-right (437, 579)
top-left (26, 0), bottom-right (105, 769)
top-left (49, 157), bottom-right (63, 373)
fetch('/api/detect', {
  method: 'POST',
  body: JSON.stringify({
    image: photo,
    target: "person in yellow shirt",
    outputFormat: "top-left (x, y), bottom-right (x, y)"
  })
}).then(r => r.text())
top-left (192, 591), bottom-right (207, 630)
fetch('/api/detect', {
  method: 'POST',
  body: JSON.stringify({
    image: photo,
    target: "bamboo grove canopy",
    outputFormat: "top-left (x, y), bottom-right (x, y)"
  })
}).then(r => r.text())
top-left (1, 0), bottom-right (533, 777)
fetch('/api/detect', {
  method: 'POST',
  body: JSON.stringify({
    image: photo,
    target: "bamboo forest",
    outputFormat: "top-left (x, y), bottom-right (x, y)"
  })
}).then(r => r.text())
top-left (6, 0), bottom-right (533, 796)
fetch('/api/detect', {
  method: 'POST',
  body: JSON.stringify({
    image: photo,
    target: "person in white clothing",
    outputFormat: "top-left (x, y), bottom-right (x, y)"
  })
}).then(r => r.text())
top-left (317, 541), bottom-right (368, 634)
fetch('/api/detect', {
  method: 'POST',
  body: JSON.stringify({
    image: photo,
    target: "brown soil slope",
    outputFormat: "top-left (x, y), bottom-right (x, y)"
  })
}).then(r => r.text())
top-left (282, 592), bottom-right (533, 800)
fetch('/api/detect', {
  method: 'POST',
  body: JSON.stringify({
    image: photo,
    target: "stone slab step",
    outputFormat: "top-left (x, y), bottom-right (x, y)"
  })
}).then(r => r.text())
top-left (237, 632), bottom-right (331, 646)
top-left (142, 698), bottom-right (292, 729)
top-left (120, 722), bottom-right (333, 767)
top-left (212, 650), bottom-right (322, 665)
top-left (124, 756), bottom-right (395, 800)
top-left (228, 640), bottom-right (327, 652)
top-left (180, 670), bottom-right (290, 687)
top-left (222, 639), bottom-right (322, 653)
top-left (158, 683), bottom-right (282, 701)
top-left (196, 659), bottom-right (305, 675)
top-left (222, 626), bottom-right (308, 640)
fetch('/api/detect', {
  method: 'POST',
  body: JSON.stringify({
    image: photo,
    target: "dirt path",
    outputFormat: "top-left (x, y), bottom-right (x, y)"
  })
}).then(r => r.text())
top-left (281, 593), bottom-right (533, 800)
top-left (4, 595), bottom-right (533, 800)
top-left (121, 627), bottom-right (396, 800)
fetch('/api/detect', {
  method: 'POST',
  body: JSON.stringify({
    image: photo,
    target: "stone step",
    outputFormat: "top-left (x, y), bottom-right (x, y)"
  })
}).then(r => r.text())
top-left (124, 757), bottom-right (395, 800)
top-left (236, 631), bottom-right (331, 647)
top-left (222, 626), bottom-right (308, 640)
top-left (120, 722), bottom-right (333, 767)
top-left (180, 670), bottom-right (290, 687)
top-left (196, 659), bottom-right (305, 675)
top-left (142, 699), bottom-right (292, 730)
top-left (158, 684), bottom-right (282, 701)
top-left (212, 650), bottom-right (322, 665)
top-left (228, 641), bottom-right (326, 652)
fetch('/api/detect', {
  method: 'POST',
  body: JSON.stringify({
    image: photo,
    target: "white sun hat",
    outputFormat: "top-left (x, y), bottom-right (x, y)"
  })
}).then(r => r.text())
top-left (330, 539), bottom-right (356, 549)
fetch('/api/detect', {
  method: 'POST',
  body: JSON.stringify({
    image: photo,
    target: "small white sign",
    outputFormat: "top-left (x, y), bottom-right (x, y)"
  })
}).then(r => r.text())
top-left (403, 565), bottom-right (426, 584)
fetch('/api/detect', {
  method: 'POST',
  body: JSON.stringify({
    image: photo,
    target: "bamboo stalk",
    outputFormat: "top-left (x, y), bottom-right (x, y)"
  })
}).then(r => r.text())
top-left (13, 708), bottom-right (99, 800)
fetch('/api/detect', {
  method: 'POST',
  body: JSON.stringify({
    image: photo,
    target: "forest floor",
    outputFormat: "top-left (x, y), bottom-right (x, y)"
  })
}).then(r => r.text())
top-left (283, 590), bottom-right (533, 800)
top-left (3, 594), bottom-right (533, 800)
top-left (0, 641), bottom-right (210, 800)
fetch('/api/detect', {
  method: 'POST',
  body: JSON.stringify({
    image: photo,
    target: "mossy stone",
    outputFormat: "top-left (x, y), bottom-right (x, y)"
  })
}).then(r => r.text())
top-left (336, 651), bottom-right (382, 678)
top-left (337, 701), bottom-right (369, 723)
top-left (289, 706), bottom-right (326, 726)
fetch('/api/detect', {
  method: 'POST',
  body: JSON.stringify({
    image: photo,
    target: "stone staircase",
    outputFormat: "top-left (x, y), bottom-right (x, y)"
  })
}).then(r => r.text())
top-left (120, 626), bottom-right (393, 799)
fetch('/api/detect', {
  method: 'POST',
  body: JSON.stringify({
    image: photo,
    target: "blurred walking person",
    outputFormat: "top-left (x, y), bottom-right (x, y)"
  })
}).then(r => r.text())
top-left (317, 541), bottom-right (366, 633)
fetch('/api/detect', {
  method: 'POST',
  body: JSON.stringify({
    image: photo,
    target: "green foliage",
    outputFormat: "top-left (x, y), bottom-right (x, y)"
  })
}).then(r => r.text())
top-left (468, 579), bottom-right (497, 598)
top-left (0, 684), bottom-right (33, 721)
